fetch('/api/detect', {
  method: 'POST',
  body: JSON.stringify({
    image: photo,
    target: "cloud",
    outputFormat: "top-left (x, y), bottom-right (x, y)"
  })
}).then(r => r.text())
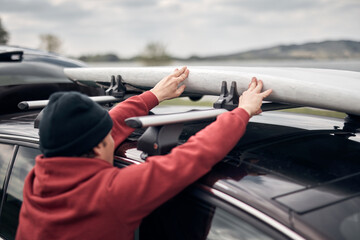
top-left (219, 0), bottom-right (320, 11)
top-left (0, 0), bottom-right (359, 57)
top-left (1, 0), bottom-right (91, 21)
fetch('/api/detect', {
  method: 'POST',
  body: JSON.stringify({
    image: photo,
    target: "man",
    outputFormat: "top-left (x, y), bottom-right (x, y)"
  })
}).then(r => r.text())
top-left (16, 66), bottom-right (272, 239)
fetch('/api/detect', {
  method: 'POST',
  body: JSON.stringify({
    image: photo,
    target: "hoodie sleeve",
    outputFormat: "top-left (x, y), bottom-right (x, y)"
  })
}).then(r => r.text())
top-left (109, 91), bottom-right (159, 148)
top-left (106, 107), bottom-right (250, 226)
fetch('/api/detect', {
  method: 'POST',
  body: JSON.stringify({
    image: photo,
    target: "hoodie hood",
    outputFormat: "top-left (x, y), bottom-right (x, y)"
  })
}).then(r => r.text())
top-left (32, 155), bottom-right (112, 197)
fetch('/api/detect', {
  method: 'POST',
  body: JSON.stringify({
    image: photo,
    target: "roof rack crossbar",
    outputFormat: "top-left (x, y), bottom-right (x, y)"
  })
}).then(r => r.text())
top-left (18, 96), bottom-right (122, 110)
top-left (125, 109), bottom-right (227, 129)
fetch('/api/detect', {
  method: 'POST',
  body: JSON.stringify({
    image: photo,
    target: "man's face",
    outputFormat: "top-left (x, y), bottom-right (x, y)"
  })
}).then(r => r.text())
top-left (102, 131), bottom-right (115, 165)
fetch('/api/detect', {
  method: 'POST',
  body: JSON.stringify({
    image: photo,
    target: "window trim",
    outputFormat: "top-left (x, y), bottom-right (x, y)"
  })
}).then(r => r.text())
top-left (0, 134), bottom-right (38, 146)
top-left (0, 145), bottom-right (18, 221)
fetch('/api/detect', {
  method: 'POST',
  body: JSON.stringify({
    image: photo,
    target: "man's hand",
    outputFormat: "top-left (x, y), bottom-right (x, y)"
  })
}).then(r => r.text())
top-left (238, 77), bottom-right (272, 117)
top-left (150, 66), bottom-right (189, 102)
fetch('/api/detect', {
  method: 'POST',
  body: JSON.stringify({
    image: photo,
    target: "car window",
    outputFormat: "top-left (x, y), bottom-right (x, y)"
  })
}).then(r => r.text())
top-left (241, 133), bottom-right (360, 185)
top-left (6, 146), bottom-right (38, 201)
top-left (206, 207), bottom-right (274, 240)
top-left (139, 190), bottom-right (281, 240)
top-left (300, 196), bottom-right (360, 240)
top-left (0, 146), bottom-right (39, 240)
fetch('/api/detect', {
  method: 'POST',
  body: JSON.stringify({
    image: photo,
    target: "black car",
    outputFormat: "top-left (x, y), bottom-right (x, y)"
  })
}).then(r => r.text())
top-left (0, 45), bottom-right (103, 114)
top-left (0, 48), bottom-right (359, 240)
top-left (0, 104), bottom-right (359, 240)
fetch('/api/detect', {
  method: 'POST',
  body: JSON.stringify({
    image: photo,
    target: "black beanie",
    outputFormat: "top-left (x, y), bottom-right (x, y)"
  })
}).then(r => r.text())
top-left (39, 91), bottom-right (113, 157)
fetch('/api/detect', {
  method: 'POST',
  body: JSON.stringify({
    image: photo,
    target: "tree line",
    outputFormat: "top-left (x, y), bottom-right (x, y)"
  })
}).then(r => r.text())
top-left (79, 42), bottom-right (172, 65)
top-left (1, 17), bottom-right (172, 65)
top-left (0, 18), bottom-right (9, 44)
top-left (1, 17), bottom-right (63, 53)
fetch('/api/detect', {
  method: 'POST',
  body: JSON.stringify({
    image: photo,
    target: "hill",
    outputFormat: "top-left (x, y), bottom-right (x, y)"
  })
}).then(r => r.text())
top-left (195, 40), bottom-right (360, 61)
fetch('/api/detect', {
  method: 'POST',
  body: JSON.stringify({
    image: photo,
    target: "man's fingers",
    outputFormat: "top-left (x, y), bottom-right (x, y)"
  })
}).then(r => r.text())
top-left (171, 68), bottom-right (181, 77)
top-left (175, 69), bottom-right (189, 84)
top-left (173, 66), bottom-right (187, 77)
top-left (175, 84), bottom-right (186, 96)
top-left (261, 89), bottom-right (273, 99)
top-left (249, 78), bottom-right (272, 99)
top-left (254, 79), bottom-right (264, 92)
top-left (248, 77), bottom-right (257, 91)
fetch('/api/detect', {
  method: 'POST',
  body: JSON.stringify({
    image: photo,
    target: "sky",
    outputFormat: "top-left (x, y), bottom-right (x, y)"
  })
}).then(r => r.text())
top-left (0, 0), bottom-right (359, 58)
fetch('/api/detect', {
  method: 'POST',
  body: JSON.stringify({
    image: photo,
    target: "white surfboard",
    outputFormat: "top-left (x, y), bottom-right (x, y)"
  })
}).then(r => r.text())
top-left (64, 66), bottom-right (360, 115)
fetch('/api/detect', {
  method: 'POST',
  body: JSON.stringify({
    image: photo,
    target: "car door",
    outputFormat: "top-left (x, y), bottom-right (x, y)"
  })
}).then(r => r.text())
top-left (0, 140), bottom-right (40, 240)
top-left (139, 185), bottom-right (298, 240)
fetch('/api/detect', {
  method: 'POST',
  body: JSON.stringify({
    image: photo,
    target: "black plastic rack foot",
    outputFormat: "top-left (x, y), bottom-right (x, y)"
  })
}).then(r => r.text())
top-left (125, 109), bottom-right (227, 158)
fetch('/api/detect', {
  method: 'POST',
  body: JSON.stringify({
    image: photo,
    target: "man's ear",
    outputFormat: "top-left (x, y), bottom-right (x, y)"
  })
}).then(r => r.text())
top-left (92, 142), bottom-right (103, 158)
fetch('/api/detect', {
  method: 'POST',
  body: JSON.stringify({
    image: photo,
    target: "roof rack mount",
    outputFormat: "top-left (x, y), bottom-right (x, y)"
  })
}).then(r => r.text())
top-left (18, 74), bottom-right (126, 110)
top-left (213, 81), bottom-right (239, 110)
top-left (20, 75), bottom-right (126, 129)
top-left (125, 109), bottom-right (227, 158)
top-left (213, 81), bottom-right (300, 111)
top-left (127, 80), bottom-right (302, 158)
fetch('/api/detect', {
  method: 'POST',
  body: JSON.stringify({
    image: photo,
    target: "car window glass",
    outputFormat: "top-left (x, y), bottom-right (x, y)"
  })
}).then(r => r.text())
top-left (207, 207), bottom-right (274, 240)
top-left (247, 134), bottom-right (360, 184)
top-left (340, 211), bottom-right (360, 240)
top-left (301, 196), bottom-right (360, 240)
top-left (7, 146), bottom-right (38, 201)
top-left (0, 146), bottom-right (39, 240)
top-left (140, 192), bottom-right (276, 240)
top-left (0, 143), bottom-right (14, 195)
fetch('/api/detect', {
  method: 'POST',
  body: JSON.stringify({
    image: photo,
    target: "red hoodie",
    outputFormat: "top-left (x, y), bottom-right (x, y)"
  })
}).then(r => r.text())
top-left (16, 91), bottom-right (249, 240)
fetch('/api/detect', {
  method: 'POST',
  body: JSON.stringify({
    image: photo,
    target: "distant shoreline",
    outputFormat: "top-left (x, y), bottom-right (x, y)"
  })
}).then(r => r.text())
top-left (78, 40), bottom-right (360, 64)
top-left (86, 59), bottom-right (360, 72)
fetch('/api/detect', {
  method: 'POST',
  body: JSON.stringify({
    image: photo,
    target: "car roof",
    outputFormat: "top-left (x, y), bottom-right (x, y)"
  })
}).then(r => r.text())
top-left (0, 45), bottom-right (85, 87)
top-left (0, 45), bottom-right (104, 114)
top-left (0, 45), bottom-right (86, 67)
top-left (117, 106), bottom-right (359, 239)
top-left (0, 111), bottom-right (40, 141)
top-left (195, 111), bottom-right (359, 239)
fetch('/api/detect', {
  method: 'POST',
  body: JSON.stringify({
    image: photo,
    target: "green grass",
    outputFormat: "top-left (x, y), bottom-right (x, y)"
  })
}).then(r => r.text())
top-left (159, 98), bottom-right (213, 107)
top-left (279, 107), bottom-right (346, 119)
top-left (160, 98), bottom-right (346, 119)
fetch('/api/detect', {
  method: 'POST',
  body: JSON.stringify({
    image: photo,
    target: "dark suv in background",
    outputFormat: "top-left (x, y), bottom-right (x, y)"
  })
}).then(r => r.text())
top-left (0, 46), bottom-right (359, 240)
top-left (0, 45), bottom-right (103, 114)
